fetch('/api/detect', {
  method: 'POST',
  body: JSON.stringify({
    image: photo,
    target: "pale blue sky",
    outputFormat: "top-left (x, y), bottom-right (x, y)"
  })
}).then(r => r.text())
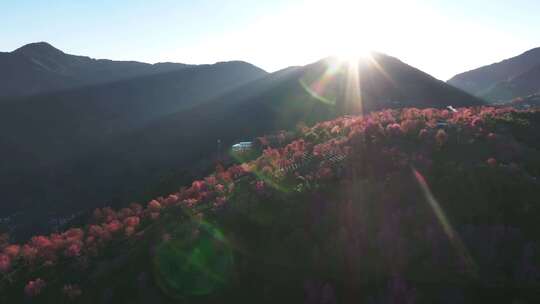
top-left (1, 0), bottom-right (539, 80)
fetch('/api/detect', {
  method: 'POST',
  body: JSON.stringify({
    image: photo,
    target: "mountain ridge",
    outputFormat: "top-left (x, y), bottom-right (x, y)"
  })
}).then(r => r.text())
top-left (0, 42), bottom-right (193, 99)
top-left (482, 63), bottom-right (540, 102)
top-left (448, 47), bottom-right (540, 100)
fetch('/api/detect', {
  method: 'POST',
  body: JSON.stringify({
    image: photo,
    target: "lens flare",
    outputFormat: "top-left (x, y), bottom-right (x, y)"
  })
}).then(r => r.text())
top-left (412, 168), bottom-right (477, 275)
top-left (153, 221), bottom-right (234, 299)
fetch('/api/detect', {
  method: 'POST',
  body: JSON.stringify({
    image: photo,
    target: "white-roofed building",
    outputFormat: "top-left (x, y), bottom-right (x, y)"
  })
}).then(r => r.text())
top-left (232, 141), bottom-right (253, 152)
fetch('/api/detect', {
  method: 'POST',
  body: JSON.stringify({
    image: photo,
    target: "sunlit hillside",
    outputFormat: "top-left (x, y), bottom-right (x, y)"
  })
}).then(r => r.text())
top-left (1, 105), bottom-right (539, 303)
top-left (0, 52), bottom-right (480, 241)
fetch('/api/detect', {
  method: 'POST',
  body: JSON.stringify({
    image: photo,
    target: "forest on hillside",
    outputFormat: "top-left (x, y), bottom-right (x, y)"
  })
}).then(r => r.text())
top-left (1, 106), bottom-right (539, 303)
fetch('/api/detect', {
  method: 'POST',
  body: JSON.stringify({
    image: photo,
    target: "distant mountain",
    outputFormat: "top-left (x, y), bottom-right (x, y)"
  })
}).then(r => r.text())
top-left (482, 64), bottom-right (540, 102)
top-left (0, 51), bottom-right (480, 239)
top-left (103, 52), bottom-right (481, 173)
top-left (0, 42), bottom-right (191, 99)
top-left (448, 47), bottom-right (540, 100)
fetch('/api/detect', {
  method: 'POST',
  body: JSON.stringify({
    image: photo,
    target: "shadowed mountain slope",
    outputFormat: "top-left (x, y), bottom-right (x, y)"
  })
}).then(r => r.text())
top-left (0, 60), bottom-right (267, 238)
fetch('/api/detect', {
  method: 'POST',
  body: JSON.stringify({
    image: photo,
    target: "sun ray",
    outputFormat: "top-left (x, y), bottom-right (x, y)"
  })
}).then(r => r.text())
top-left (344, 56), bottom-right (363, 115)
top-left (412, 168), bottom-right (478, 276)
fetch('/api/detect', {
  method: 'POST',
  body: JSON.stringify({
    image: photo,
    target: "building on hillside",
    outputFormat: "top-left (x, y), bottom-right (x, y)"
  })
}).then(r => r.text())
top-left (232, 141), bottom-right (253, 153)
top-left (447, 105), bottom-right (458, 113)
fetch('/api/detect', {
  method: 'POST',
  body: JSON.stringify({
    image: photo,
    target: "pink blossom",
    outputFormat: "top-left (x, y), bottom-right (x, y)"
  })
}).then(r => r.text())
top-left (258, 136), bottom-right (270, 147)
top-left (49, 234), bottom-right (65, 250)
top-left (31, 236), bottom-right (53, 250)
top-left (184, 198), bottom-right (198, 208)
top-left (219, 170), bottom-right (234, 182)
top-left (205, 175), bottom-right (217, 186)
top-left (164, 194), bottom-right (179, 206)
top-left (239, 163), bottom-right (251, 174)
top-left (255, 180), bottom-right (265, 193)
top-left (215, 184), bottom-right (225, 193)
top-left (21, 245), bottom-right (38, 262)
top-left (487, 158), bottom-right (497, 167)
top-left (317, 167), bottom-right (333, 179)
top-left (123, 216), bottom-right (140, 227)
top-left (400, 119), bottom-right (419, 134)
top-left (191, 180), bottom-right (206, 192)
top-left (471, 117), bottom-right (483, 128)
top-left (106, 220), bottom-right (122, 233)
top-left (0, 254), bottom-right (11, 272)
top-left (364, 120), bottom-right (384, 137)
top-left (65, 243), bottom-right (81, 257)
top-left (3, 244), bottom-right (21, 259)
top-left (63, 228), bottom-right (84, 243)
top-left (263, 148), bottom-right (280, 160)
top-left (293, 151), bottom-right (304, 161)
top-left (88, 225), bottom-right (105, 237)
top-left (440, 109), bottom-right (451, 118)
top-left (148, 200), bottom-right (161, 211)
top-left (386, 123), bottom-right (402, 136)
top-left (214, 196), bottom-right (227, 208)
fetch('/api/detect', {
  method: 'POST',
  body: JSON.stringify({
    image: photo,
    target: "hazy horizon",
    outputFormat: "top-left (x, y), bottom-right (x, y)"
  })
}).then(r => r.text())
top-left (2, 0), bottom-right (540, 81)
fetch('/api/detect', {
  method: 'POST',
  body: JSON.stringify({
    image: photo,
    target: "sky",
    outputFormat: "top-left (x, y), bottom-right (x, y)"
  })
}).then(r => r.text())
top-left (1, 0), bottom-right (540, 80)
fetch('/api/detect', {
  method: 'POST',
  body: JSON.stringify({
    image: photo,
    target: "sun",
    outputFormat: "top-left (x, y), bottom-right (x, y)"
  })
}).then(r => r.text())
top-left (336, 48), bottom-right (372, 65)
top-left (319, 1), bottom-right (375, 64)
top-left (333, 40), bottom-right (373, 67)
